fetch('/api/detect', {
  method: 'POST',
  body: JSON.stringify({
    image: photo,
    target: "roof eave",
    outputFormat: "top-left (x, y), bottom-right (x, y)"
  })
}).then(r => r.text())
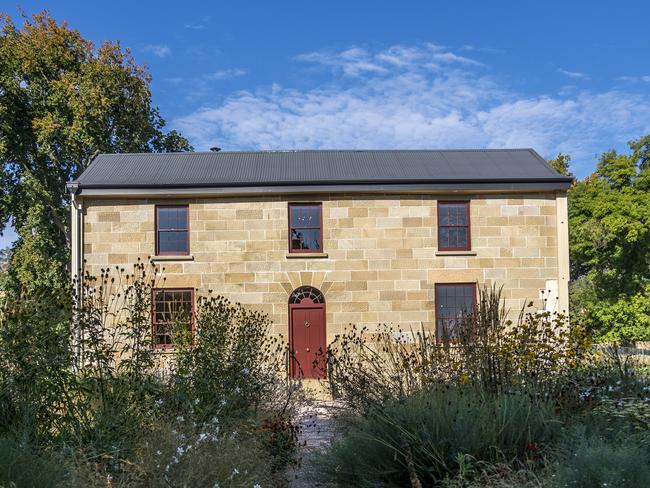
top-left (71, 180), bottom-right (571, 198)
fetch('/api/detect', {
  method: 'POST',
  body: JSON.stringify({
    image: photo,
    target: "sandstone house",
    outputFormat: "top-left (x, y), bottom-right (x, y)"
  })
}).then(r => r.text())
top-left (68, 149), bottom-right (571, 378)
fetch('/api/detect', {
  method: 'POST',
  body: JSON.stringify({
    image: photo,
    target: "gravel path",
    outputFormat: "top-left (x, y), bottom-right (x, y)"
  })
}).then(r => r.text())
top-left (288, 399), bottom-right (340, 487)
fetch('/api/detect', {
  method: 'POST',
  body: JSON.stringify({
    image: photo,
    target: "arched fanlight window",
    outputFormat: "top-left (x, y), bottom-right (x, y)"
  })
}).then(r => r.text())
top-left (289, 286), bottom-right (325, 305)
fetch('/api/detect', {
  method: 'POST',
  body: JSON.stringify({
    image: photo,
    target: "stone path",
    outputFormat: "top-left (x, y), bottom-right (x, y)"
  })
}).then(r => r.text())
top-left (288, 398), bottom-right (341, 487)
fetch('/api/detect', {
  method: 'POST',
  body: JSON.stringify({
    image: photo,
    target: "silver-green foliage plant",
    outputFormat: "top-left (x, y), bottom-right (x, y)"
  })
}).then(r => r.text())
top-left (316, 386), bottom-right (561, 487)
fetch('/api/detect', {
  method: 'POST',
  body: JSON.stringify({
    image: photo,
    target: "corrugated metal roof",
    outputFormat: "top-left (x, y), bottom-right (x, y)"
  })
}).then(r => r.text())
top-left (72, 149), bottom-right (571, 189)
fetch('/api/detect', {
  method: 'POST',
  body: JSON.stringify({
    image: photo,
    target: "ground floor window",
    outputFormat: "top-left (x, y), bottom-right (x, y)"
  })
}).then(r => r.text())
top-left (435, 283), bottom-right (476, 340)
top-left (152, 288), bottom-right (194, 348)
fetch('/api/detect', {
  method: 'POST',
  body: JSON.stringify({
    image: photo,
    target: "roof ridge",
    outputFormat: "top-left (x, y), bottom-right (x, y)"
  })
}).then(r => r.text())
top-left (96, 148), bottom-right (537, 156)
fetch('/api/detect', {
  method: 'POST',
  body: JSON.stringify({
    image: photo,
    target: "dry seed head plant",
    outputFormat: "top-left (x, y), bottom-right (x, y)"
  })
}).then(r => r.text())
top-left (326, 283), bottom-right (594, 410)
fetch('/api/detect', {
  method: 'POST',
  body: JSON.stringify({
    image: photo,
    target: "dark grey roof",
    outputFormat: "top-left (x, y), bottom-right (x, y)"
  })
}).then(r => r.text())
top-left (71, 149), bottom-right (571, 190)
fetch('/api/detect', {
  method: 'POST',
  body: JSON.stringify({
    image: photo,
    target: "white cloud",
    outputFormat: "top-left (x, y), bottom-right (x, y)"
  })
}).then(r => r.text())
top-left (185, 23), bottom-right (206, 30)
top-left (557, 68), bottom-right (589, 80)
top-left (143, 44), bottom-right (172, 58)
top-left (617, 75), bottom-right (650, 83)
top-left (295, 43), bottom-right (483, 77)
top-left (296, 48), bottom-right (388, 77)
top-left (204, 69), bottom-right (247, 81)
top-left (173, 44), bottom-right (650, 176)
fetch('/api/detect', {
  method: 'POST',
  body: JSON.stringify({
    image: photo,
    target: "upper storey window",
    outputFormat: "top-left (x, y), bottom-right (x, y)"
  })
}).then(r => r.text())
top-left (156, 205), bottom-right (189, 255)
top-left (289, 203), bottom-right (323, 253)
top-left (438, 201), bottom-right (471, 251)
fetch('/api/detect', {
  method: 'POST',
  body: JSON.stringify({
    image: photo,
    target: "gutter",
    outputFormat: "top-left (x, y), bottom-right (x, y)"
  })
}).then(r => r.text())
top-left (66, 181), bottom-right (571, 198)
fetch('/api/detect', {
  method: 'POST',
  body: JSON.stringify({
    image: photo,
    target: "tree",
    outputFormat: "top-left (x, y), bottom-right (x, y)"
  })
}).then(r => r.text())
top-left (0, 11), bottom-right (191, 293)
top-left (548, 152), bottom-right (574, 179)
top-left (568, 135), bottom-right (650, 341)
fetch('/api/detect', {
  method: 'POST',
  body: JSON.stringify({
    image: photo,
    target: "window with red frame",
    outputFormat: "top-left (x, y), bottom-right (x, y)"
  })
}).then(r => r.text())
top-left (156, 205), bottom-right (189, 255)
top-left (435, 283), bottom-right (476, 339)
top-left (438, 201), bottom-right (471, 251)
top-left (289, 203), bottom-right (323, 252)
top-left (152, 289), bottom-right (194, 348)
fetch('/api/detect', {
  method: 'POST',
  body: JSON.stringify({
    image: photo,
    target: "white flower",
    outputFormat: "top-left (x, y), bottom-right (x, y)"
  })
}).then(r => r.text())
top-left (176, 415), bottom-right (185, 422)
top-left (253, 484), bottom-right (262, 488)
top-left (172, 456), bottom-right (179, 464)
top-left (177, 446), bottom-right (185, 456)
top-left (194, 398), bottom-right (200, 404)
top-left (220, 399), bottom-right (227, 407)
top-left (156, 450), bottom-right (162, 456)
top-left (241, 367), bottom-right (250, 375)
top-left (234, 386), bottom-right (241, 394)
top-left (198, 433), bottom-right (208, 442)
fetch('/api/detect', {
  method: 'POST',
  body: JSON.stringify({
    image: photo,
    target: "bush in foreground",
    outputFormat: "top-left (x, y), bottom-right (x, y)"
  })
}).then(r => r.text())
top-left (315, 387), bottom-right (561, 487)
top-left (547, 429), bottom-right (650, 488)
top-left (0, 262), bottom-right (298, 486)
top-left (0, 436), bottom-right (69, 488)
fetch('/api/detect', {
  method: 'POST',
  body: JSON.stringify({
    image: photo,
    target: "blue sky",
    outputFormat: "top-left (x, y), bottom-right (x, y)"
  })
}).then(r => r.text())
top-left (2, 0), bottom-right (650, 248)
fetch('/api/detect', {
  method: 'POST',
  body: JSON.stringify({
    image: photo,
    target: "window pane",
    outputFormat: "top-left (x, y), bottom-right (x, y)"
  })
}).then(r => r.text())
top-left (301, 206), bottom-right (320, 226)
top-left (159, 231), bottom-right (188, 253)
top-left (291, 205), bottom-right (320, 227)
top-left (448, 228), bottom-right (459, 248)
top-left (158, 207), bottom-right (187, 231)
top-left (439, 203), bottom-right (468, 226)
top-left (290, 228), bottom-right (303, 250)
top-left (457, 228), bottom-right (468, 248)
top-left (439, 227), bottom-right (450, 248)
top-left (439, 207), bottom-right (451, 226)
top-left (454, 205), bottom-right (468, 225)
top-left (291, 228), bottom-right (321, 251)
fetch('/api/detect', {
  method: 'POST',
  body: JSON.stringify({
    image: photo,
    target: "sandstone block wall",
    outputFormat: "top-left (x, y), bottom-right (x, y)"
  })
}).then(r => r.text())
top-left (82, 193), bottom-right (564, 343)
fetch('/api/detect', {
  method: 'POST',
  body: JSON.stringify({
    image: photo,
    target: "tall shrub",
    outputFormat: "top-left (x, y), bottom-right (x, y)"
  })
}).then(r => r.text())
top-left (171, 294), bottom-right (289, 420)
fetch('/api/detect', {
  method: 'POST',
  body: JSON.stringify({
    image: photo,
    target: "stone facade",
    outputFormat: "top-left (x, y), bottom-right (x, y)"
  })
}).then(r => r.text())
top-left (80, 192), bottom-right (568, 345)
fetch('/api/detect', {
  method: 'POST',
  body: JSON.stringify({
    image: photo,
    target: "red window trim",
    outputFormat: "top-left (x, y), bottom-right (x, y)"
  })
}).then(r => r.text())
top-left (437, 200), bottom-right (471, 251)
top-left (434, 282), bottom-right (477, 341)
top-left (151, 288), bottom-right (195, 350)
top-left (155, 204), bottom-right (190, 256)
top-left (288, 202), bottom-right (323, 253)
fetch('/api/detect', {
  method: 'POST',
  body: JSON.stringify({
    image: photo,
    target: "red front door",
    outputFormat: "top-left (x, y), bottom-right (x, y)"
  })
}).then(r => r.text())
top-left (290, 304), bottom-right (326, 379)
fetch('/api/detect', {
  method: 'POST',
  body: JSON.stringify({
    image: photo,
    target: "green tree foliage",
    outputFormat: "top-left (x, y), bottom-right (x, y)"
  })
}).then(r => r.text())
top-left (0, 11), bottom-right (191, 293)
top-left (568, 135), bottom-right (650, 341)
top-left (548, 152), bottom-right (574, 178)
